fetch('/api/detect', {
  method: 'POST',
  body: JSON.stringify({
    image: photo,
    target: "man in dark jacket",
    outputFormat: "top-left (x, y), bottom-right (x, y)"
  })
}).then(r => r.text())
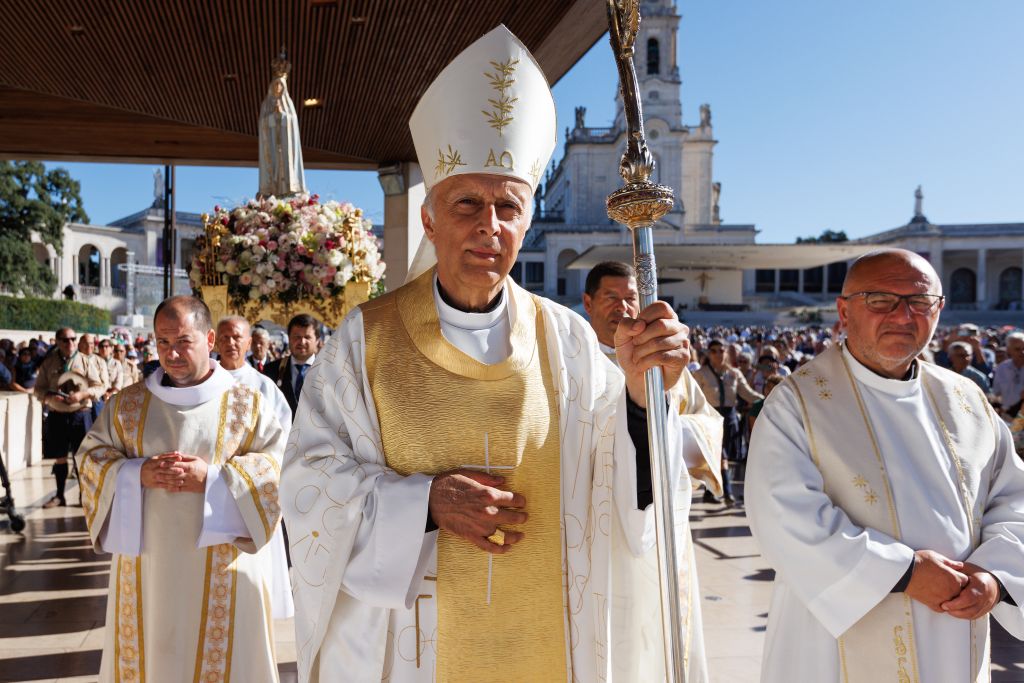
top-left (262, 314), bottom-right (321, 419)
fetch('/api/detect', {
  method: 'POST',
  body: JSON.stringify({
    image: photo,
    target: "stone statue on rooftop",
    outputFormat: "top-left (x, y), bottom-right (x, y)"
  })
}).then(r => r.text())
top-left (152, 168), bottom-right (164, 207)
top-left (700, 103), bottom-right (712, 128)
top-left (575, 106), bottom-right (586, 130)
top-left (258, 51), bottom-right (306, 198)
top-left (914, 185), bottom-right (924, 217)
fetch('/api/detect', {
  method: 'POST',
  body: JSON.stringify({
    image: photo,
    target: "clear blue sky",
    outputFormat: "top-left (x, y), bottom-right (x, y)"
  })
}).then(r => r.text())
top-left (44, 0), bottom-right (1023, 243)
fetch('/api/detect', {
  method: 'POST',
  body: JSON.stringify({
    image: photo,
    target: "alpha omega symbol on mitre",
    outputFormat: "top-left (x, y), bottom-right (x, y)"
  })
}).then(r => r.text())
top-left (485, 148), bottom-right (515, 170)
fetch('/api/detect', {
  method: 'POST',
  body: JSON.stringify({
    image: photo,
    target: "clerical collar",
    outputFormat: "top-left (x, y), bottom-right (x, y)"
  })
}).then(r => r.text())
top-left (841, 343), bottom-right (920, 397)
top-left (433, 275), bottom-right (508, 331)
top-left (435, 277), bottom-right (504, 315)
top-left (147, 361), bottom-right (236, 406)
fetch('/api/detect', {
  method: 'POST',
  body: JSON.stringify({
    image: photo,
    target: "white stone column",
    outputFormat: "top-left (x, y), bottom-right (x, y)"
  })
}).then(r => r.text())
top-left (773, 269), bottom-right (781, 294)
top-left (380, 163), bottom-right (426, 291)
top-left (544, 249), bottom-right (559, 298)
top-left (71, 255), bottom-right (79, 285)
top-left (102, 257), bottom-right (111, 288)
top-left (797, 269), bottom-right (805, 293)
top-left (822, 264), bottom-right (830, 295)
top-left (126, 251), bottom-right (136, 315)
top-left (976, 248), bottom-right (988, 309)
top-left (930, 240), bottom-right (944, 293)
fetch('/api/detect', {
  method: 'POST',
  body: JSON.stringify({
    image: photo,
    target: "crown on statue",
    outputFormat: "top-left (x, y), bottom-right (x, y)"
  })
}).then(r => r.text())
top-left (271, 49), bottom-right (291, 80)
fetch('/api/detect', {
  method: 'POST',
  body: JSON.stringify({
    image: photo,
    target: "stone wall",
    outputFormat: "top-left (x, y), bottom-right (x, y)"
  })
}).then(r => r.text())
top-left (0, 393), bottom-right (44, 475)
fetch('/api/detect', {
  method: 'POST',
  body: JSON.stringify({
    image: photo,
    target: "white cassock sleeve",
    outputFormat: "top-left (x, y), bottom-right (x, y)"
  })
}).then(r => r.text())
top-left (746, 384), bottom-right (916, 637)
top-left (284, 308), bottom-right (437, 614)
top-left (339, 471), bottom-right (436, 609)
top-left (98, 458), bottom-right (145, 556)
top-left (966, 411), bottom-right (1024, 637)
top-left (197, 464), bottom-right (250, 548)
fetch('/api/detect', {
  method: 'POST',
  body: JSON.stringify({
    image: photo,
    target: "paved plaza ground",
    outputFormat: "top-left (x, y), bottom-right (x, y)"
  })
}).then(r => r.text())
top-left (2, 463), bottom-right (1024, 681)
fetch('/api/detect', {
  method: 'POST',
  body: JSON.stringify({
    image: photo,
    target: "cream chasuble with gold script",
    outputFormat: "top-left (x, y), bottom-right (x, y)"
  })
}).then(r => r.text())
top-left (282, 268), bottom-right (720, 683)
top-left (748, 344), bottom-right (1024, 683)
top-left (78, 364), bottom-right (286, 683)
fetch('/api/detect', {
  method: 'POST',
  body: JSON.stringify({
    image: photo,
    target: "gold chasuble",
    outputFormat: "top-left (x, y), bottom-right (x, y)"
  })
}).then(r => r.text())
top-left (362, 269), bottom-right (568, 682)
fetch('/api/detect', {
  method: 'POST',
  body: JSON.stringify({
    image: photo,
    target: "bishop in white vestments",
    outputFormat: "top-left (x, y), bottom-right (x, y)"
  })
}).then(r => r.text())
top-left (78, 297), bottom-right (286, 683)
top-left (282, 26), bottom-right (713, 683)
top-left (747, 249), bottom-right (1024, 682)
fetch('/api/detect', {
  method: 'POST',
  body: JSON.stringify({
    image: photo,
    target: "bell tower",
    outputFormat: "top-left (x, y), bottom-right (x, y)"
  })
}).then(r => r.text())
top-left (614, 0), bottom-right (683, 131)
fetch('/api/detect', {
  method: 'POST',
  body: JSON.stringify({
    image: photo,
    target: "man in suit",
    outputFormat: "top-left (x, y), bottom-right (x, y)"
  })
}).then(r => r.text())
top-left (247, 326), bottom-right (273, 373)
top-left (262, 313), bottom-right (320, 419)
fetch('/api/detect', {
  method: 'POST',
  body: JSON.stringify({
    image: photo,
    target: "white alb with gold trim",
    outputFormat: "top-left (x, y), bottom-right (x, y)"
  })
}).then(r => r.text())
top-left (747, 344), bottom-right (1024, 683)
top-left (77, 365), bottom-right (287, 683)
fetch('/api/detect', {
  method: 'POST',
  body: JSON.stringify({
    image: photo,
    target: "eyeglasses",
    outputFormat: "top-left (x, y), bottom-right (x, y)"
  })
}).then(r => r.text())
top-left (57, 336), bottom-right (77, 343)
top-left (841, 291), bottom-right (944, 315)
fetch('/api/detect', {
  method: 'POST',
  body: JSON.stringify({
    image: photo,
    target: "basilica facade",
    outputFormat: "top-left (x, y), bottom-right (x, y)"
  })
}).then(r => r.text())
top-left (512, 0), bottom-right (1024, 318)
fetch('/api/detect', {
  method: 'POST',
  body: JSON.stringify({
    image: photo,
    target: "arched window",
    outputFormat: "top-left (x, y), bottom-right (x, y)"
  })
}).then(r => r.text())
top-left (949, 268), bottom-right (976, 305)
top-left (557, 248), bottom-right (580, 298)
top-left (78, 244), bottom-right (101, 288)
top-left (111, 247), bottom-right (129, 291)
top-left (647, 38), bottom-right (660, 76)
top-left (999, 267), bottom-right (1022, 308)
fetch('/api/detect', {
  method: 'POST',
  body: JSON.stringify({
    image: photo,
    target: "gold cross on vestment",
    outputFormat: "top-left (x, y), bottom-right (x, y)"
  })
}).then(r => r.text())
top-left (459, 433), bottom-right (513, 605)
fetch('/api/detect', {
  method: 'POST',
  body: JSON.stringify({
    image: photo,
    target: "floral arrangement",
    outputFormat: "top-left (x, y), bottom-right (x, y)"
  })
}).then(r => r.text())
top-left (190, 192), bottom-right (384, 310)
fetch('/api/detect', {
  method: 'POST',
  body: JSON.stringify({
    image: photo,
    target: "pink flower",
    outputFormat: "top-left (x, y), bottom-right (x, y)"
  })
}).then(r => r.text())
top-left (267, 240), bottom-right (278, 250)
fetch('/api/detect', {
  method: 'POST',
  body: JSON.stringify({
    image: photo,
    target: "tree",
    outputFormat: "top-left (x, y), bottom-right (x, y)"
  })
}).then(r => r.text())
top-left (0, 161), bottom-right (88, 296)
top-left (796, 229), bottom-right (848, 244)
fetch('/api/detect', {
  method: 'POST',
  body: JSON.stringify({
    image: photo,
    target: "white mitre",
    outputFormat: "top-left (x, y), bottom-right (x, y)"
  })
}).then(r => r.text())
top-left (407, 25), bottom-right (557, 280)
top-left (410, 24), bottom-right (556, 191)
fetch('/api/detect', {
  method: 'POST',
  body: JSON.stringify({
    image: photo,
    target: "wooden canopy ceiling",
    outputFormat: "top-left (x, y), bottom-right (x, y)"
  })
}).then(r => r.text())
top-left (0, 0), bottom-right (606, 169)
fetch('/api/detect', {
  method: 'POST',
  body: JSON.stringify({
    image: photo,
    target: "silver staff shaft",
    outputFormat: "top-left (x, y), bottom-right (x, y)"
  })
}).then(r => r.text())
top-left (632, 223), bottom-right (687, 683)
top-left (606, 0), bottom-right (688, 677)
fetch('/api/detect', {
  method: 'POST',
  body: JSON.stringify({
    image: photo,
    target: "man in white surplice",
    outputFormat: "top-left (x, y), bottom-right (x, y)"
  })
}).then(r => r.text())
top-left (581, 259), bottom-right (724, 680)
top-left (78, 296), bottom-right (286, 682)
top-left (282, 25), bottom-right (713, 683)
top-left (215, 314), bottom-right (294, 619)
top-left (747, 249), bottom-right (1024, 682)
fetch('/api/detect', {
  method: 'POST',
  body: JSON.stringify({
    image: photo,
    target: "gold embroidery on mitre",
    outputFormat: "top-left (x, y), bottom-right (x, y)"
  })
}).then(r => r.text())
top-left (482, 57), bottom-right (519, 136)
top-left (435, 144), bottom-right (467, 179)
top-left (484, 148), bottom-right (515, 170)
top-left (528, 158), bottom-right (542, 186)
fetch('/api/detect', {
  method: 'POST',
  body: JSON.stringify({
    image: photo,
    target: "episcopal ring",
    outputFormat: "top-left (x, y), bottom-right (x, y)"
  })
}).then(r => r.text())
top-left (487, 528), bottom-right (505, 546)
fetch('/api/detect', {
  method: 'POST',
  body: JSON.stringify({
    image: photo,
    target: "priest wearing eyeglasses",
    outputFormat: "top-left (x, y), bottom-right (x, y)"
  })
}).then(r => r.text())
top-left (747, 248), bottom-right (1024, 682)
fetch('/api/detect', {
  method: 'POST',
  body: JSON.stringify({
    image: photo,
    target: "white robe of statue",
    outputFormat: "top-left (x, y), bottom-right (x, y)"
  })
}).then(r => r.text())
top-left (282, 275), bottom-right (722, 683)
top-left (258, 76), bottom-right (306, 198)
top-left (747, 344), bottom-right (1024, 682)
